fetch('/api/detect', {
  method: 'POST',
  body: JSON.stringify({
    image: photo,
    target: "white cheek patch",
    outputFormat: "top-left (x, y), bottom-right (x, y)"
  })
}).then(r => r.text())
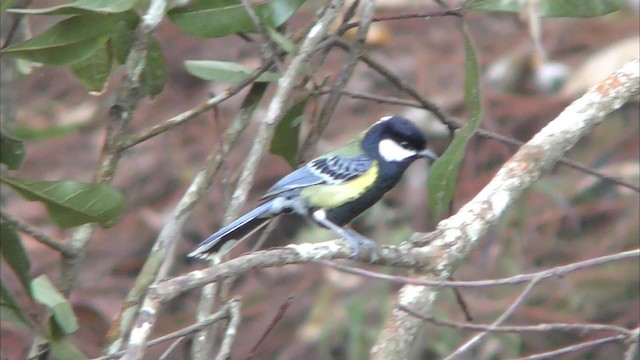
top-left (378, 139), bottom-right (417, 162)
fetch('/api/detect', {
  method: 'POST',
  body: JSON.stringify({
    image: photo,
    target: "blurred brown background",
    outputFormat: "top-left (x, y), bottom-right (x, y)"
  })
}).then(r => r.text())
top-left (2, 1), bottom-right (639, 359)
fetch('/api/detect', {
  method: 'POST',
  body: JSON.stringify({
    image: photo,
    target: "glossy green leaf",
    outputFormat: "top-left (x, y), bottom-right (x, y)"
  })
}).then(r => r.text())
top-left (185, 60), bottom-right (280, 83)
top-left (0, 222), bottom-right (31, 294)
top-left (168, 0), bottom-right (306, 38)
top-left (1, 281), bottom-right (39, 331)
top-left (1, 14), bottom-right (118, 66)
top-left (428, 24), bottom-right (481, 218)
top-left (270, 98), bottom-right (307, 168)
top-left (70, 45), bottom-right (113, 93)
top-left (1, 0), bottom-right (17, 13)
top-left (0, 177), bottom-right (125, 228)
top-left (9, 0), bottom-right (136, 15)
top-left (465, 0), bottom-right (625, 17)
top-left (140, 39), bottom-right (166, 98)
top-left (31, 275), bottom-right (78, 335)
top-left (0, 129), bottom-right (25, 170)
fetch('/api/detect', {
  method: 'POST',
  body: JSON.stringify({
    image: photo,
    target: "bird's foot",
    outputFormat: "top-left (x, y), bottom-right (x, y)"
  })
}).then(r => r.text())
top-left (343, 229), bottom-right (379, 262)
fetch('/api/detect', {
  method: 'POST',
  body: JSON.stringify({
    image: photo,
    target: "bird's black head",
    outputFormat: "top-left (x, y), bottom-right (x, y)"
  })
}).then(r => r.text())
top-left (362, 115), bottom-right (437, 164)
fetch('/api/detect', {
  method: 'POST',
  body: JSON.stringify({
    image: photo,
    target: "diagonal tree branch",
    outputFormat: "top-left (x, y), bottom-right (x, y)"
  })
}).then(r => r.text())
top-left (371, 58), bottom-right (639, 359)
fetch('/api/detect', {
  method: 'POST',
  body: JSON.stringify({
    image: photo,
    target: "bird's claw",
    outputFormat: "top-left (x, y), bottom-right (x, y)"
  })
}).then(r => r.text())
top-left (343, 230), bottom-right (379, 262)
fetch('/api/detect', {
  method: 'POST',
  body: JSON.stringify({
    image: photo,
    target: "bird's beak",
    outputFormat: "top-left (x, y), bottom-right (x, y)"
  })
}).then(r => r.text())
top-left (418, 149), bottom-right (439, 162)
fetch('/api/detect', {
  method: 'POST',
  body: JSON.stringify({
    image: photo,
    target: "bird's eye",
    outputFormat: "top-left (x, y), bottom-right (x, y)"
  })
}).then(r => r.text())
top-left (400, 141), bottom-right (411, 149)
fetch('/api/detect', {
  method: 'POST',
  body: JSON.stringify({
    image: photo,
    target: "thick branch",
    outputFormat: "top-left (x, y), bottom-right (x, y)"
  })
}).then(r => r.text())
top-left (371, 58), bottom-right (639, 359)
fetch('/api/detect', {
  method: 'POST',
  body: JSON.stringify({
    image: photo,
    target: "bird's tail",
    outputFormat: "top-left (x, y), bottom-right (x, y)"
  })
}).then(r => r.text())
top-left (188, 200), bottom-right (276, 259)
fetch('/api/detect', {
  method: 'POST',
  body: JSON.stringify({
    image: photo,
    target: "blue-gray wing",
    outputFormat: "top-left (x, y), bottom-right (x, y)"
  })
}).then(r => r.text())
top-left (261, 155), bottom-right (372, 200)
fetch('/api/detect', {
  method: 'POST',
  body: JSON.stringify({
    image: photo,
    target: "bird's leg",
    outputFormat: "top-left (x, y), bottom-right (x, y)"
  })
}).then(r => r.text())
top-left (311, 210), bottom-right (379, 262)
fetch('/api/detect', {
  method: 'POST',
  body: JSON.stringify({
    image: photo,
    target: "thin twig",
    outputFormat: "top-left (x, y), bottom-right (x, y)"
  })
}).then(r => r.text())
top-left (445, 277), bottom-right (542, 359)
top-left (318, 249), bottom-right (639, 288)
top-left (247, 296), bottom-right (295, 359)
top-left (239, 0), bottom-right (283, 71)
top-left (331, 38), bottom-right (456, 131)
top-left (0, 208), bottom-right (74, 256)
top-left (123, 61), bottom-right (275, 149)
top-left (103, 303), bottom-right (229, 360)
top-left (342, 9), bottom-right (464, 32)
top-left (398, 304), bottom-right (632, 336)
top-left (513, 335), bottom-right (627, 360)
top-left (216, 298), bottom-right (241, 360)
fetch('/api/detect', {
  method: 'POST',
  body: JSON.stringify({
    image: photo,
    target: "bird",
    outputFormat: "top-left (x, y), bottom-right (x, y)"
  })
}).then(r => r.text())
top-left (188, 115), bottom-right (438, 261)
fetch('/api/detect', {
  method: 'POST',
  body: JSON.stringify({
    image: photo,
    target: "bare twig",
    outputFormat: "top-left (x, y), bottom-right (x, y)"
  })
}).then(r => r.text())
top-left (398, 305), bottom-right (632, 336)
top-left (445, 278), bottom-right (541, 359)
top-left (123, 62), bottom-right (274, 149)
top-left (331, 38), bottom-right (456, 131)
top-left (94, 307), bottom-right (229, 360)
top-left (513, 334), bottom-right (627, 360)
top-left (0, 208), bottom-right (74, 256)
top-left (216, 298), bottom-right (241, 360)
top-left (342, 9), bottom-right (464, 32)
top-left (239, 0), bottom-right (283, 71)
top-left (318, 249), bottom-right (639, 288)
top-left (247, 296), bottom-right (295, 359)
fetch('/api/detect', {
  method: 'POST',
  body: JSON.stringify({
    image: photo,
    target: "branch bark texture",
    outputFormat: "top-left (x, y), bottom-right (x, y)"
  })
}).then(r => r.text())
top-left (370, 59), bottom-right (639, 359)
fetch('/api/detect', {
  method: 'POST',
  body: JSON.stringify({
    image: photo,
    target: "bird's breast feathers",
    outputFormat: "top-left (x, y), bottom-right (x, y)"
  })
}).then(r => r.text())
top-left (300, 162), bottom-right (379, 209)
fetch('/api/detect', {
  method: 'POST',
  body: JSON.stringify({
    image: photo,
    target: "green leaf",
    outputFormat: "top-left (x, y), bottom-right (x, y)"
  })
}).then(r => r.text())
top-left (428, 23), bottom-right (481, 218)
top-left (270, 98), bottom-right (307, 168)
top-left (1, 0), bottom-right (17, 13)
top-left (0, 281), bottom-right (40, 331)
top-left (185, 60), bottom-right (280, 83)
top-left (70, 45), bottom-right (113, 93)
top-left (265, 25), bottom-right (297, 55)
top-left (168, 0), bottom-right (306, 38)
top-left (9, 0), bottom-right (136, 15)
top-left (465, 0), bottom-right (625, 17)
top-left (0, 222), bottom-right (31, 294)
top-left (140, 39), bottom-right (166, 98)
top-left (0, 177), bottom-right (125, 228)
top-left (0, 128), bottom-right (25, 170)
top-left (31, 275), bottom-right (78, 335)
top-left (1, 14), bottom-right (118, 66)
top-left (13, 121), bottom-right (92, 141)
top-left (47, 319), bottom-right (87, 360)
top-left (109, 11), bottom-right (141, 64)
